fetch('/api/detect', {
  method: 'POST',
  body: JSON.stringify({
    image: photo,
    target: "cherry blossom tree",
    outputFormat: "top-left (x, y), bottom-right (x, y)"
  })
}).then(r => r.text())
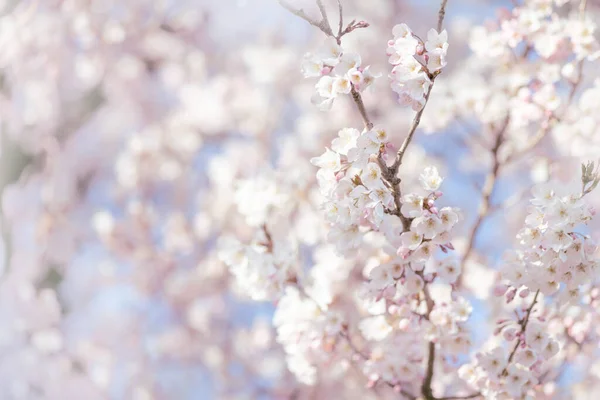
top-left (1, 0), bottom-right (600, 399)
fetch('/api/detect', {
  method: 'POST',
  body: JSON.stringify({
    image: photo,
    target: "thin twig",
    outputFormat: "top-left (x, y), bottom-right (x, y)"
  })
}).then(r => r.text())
top-left (502, 290), bottom-right (540, 375)
top-left (437, 0), bottom-right (448, 31)
top-left (392, 84), bottom-right (435, 172)
top-left (278, 0), bottom-right (371, 128)
top-left (337, 0), bottom-right (343, 37)
top-left (422, 341), bottom-right (436, 400)
top-left (351, 86), bottom-right (374, 130)
top-left (458, 116), bottom-right (509, 285)
top-left (277, 0), bottom-right (333, 36)
top-left (438, 394), bottom-right (482, 400)
top-left (379, 0), bottom-right (450, 231)
top-left (419, 279), bottom-right (437, 400)
top-left (316, 0), bottom-right (330, 26)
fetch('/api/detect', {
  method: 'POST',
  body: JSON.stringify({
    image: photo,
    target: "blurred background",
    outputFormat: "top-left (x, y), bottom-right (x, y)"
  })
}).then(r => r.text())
top-left (1, 0), bottom-right (600, 399)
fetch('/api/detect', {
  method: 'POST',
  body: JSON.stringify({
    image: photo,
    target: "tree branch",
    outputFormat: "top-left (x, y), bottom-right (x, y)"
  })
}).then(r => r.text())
top-left (458, 116), bottom-right (509, 285)
top-left (351, 86), bottom-right (374, 130)
top-left (378, 0), bottom-right (450, 231)
top-left (277, 0), bottom-right (333, 36)
top-left (278, 0), bottom-right (372, 129)
top-left (437, 0), bottom-right (448, 31)
top-left (337, 0), bottom-right (343, 37)
top-left (422, 341), bottom-right (436, 400)
top-left (392, 84), bottom-right (435, 172)
top-left (420, 281), bottom-right (437, 400)
top-left (438, 394), bottom-right (482, 400)
top-left (503, 290), bottom-right (540, 375)
top-left (315, 0), bottom-right (332, 31)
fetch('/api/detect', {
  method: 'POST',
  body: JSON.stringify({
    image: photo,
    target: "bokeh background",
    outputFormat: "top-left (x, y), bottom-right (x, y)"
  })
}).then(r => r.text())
top-left (1, 0), bottom-right (600, 399)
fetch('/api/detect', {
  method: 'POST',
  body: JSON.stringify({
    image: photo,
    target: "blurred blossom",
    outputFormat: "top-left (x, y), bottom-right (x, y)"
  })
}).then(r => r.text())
top-left (2, 0), bottom-right (600, 399)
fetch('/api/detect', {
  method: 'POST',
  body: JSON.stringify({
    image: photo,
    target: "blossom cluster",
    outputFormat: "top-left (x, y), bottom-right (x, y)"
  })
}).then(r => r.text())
top-left (273, 287), bottom-right (348, 385)
top-left (363, 167), bottom-right (462, 297)
top-left (387, 24), bottom-right (449, 110)
top-left (349, 167), bottom-right (468, 388)
top-left (460, 181), bottom-right (600, 399)
top-left (471, 0), bottom-right (599, 61)
top-left (302, 38), bottom-right (377, 110)
top-left (219, 232), bottom-right (299, 301)
top-left (310, 126), bottom-right (392, 252)
top-left (501, 182), bottom-right (598, 300)
top-left (5, 0), bottom-right (600, 398)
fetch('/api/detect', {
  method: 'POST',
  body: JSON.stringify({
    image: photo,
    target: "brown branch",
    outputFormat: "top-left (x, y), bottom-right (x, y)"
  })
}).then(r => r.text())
top-left (437, 0), bottom-right (449, 32)
top-left (502, 290), bottom-right (540, 375)
top-left (279, 0), bottom-right (371, 129)
top-left (315, 0), bottom-right (331, 30)
top-left (438, 394), bottom-right (482, 400)
top-left (422, 341), bottom-right (436, 400)
top-left (458, 116), bottom-right (509, 285)
top-left (420, 281), bottom-right (437, 400)
top-left (379, 0), bottom-right (450, 230)
top-left (351, 86), bottom-right (373, 130)
top-left (379, 80), bottom-right (437, 231)
top-left (336, 0), bottom-right (343, 37)
top-left (392, 84), bottom-right (435, 172)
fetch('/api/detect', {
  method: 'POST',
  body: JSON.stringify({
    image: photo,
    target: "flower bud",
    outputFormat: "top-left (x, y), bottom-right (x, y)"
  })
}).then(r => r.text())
top-left (503, 327), bottom-right (517, 341)
top-left (493, 283), bottom-right (509, 297)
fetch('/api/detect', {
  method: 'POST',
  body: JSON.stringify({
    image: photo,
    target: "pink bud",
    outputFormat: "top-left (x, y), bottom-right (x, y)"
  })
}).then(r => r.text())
top-left (506, 287), bottom-right (517, 303)
top-left (503, 328), bottom-right (517, 341)
top-left (383, 285), bottom-right (396, 299)
top-left (519, 288), bottom-right (530, 298)
top-left (493, 283), bottom-right (509, 297)
top-left (416, 43), bottom-right (424, 55)
top-left (321, 66), bottom-right (333, 75)
top-left (434, 191), bottom-right (443, 198)
top-left (430, 206), bottom-right (439, 214)
top-left (387, 40), bottom-right (395, 47)
top-left (397, 246), bottom-right (410, 258)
